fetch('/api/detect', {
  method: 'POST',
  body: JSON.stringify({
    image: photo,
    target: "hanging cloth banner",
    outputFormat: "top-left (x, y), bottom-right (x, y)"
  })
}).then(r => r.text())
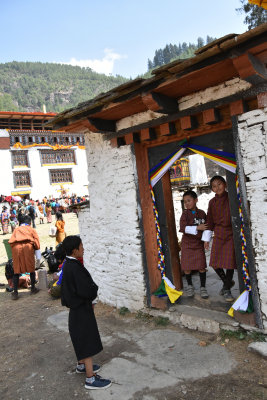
top-left (149, 142), bottom-right (251, 312)
top-left (182, 144), bottom-right (237, 174)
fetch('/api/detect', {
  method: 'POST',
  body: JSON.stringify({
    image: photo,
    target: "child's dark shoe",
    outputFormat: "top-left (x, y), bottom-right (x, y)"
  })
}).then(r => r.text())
top-left (219, 280), bottom-right (235, 296)
top-left (200, 287), bottom-right (209, 299)
top-left (224, 290), bottom-right (234, 302)
top-left (186, 285), bottom-right (194, 297)
top-left (11, 291), bottom-right (18, 300)
top-left (84, 374), bottom-right (112, 390)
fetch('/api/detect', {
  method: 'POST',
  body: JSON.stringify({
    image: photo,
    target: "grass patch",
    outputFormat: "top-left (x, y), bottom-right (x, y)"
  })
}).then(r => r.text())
top-left (135, 310), bottom-right (153, 322)
top-left (154, 316), bottom-right (169, 327)
top-left (248, 331), bottom-right (266, 342)
top-left (119, 307), bottom-right (130, 316)
top-left (221, 328), bottom-right (266, 342)
top-left (220, 329), bottom-right (247, 341)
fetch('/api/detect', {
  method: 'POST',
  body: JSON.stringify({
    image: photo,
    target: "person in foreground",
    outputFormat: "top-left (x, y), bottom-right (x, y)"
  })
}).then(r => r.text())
top-left (61, 235), bottom-right (112, 390)
top-left (8, 215), bottom-right (40, 300)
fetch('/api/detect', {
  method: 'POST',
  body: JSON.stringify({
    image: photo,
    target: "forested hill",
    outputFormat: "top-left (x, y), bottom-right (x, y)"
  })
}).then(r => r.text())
top-left (147, 35), bottom-right (216, 71)
top-left (0, 62), bottom-right (128, 113)
top-left (0, 37), bottom-right (216, 113)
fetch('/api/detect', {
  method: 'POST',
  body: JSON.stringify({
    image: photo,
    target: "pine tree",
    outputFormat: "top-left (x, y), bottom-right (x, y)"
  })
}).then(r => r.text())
top-left (237, 0), bottom-right (267, 29)
top-left (197, 37), bottom-right (205, 48)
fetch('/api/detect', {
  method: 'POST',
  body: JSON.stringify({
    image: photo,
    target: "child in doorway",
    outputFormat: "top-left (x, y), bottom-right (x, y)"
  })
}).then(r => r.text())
top-left (61, 236), bottom-right (112, 390)
top-left (179, 190), bottom-right (209, 299)
top-left (204, 176), bottom-right (236, 302)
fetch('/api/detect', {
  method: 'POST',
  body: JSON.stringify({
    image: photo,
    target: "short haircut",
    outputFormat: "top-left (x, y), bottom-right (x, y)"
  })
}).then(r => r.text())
top-left (23, 215), bottom-right (32, 225)
top-left (183, 190), bottom-right (197, 199)
top-left (210, 175), bottom-right (226, 188)
top-left (62, 235), bottom-right (82, 256)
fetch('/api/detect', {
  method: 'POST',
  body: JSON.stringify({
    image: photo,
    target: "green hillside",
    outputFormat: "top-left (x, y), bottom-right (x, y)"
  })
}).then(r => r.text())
top-left (0, 61), bottom-right (128, 113)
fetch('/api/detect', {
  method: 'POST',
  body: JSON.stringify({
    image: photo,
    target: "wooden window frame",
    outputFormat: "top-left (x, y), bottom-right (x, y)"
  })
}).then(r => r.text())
top-left (40, 150), bottom-right (76, 165)
top-left (13, 170), bottom-right (31, 187)
top-left (49, 168), bottom-right (73, 184)
top-left (11, 151), bottom-right (29, 168)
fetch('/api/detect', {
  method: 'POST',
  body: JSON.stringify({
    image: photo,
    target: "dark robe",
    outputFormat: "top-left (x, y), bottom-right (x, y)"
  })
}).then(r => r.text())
top-left (179, 208), bottom-right (207, 271)
top-left (206, 191), bottom-right (236, 269)
top-left (61, 257), bottom-right (103, 360)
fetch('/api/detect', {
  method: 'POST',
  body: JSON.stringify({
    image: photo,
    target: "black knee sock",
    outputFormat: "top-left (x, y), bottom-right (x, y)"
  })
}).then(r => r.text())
top-left (185, 273), bottom-right (192, 286)
top-left (30, 272), bottom-right (36, 289)
top-left (214, 268), bottom-right (227, 286)
top-left (199, 271), bottom-right (206, 287)
top-left (225, 269), bottom-right (234, 290)
top-left (13, 274), bottom-right (19, 293)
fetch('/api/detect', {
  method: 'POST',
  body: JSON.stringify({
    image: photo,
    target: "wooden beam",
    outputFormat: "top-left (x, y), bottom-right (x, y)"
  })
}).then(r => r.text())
top-left (180, 115), bottom-right (197, 130)
top-left (125, 133), bottom-right (134, 145)
top-left (202, 108), bottom-right (220, 124)
top-left (161, 171), bottom-right (183, 290)
top-left (140, 128), bottom-right (150, 141)
top-left (142, 92), bottom-right (178, 113)
top-left (232, 52), bottom-right (267, 85)
top-left (159, 123), bottom-right (169, 136)
top-left (110, 138), bottom-right (118, 148)
top-left (230, 100), bottom-right (247, 116)
top-left (257, 91), bottom-right (267, 108)
top-left (88, 118), bottom-right (116, 133)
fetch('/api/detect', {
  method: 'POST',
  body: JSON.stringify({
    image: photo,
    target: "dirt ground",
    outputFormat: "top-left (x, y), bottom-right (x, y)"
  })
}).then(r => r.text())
top-left (0, 213), bottom-right (266, 400)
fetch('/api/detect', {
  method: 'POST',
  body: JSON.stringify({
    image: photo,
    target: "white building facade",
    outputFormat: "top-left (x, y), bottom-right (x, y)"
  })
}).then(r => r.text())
top-left (0, 128), bottom-right (88, 200)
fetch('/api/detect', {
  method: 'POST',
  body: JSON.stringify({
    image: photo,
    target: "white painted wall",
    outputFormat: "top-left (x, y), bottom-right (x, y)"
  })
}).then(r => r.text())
top-left (0, 149), bottom-right (13, 195)
top-left (237, 108), bottom-right (267, 330)
top-left (78, 131), bottom-right (146, 311)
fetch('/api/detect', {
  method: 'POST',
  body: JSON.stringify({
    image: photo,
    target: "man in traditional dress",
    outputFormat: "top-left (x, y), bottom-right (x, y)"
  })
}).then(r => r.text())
top-left (8, 215), bottom-right (40, 300)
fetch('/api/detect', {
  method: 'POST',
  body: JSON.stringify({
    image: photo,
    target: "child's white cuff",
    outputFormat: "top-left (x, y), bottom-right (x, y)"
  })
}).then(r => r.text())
top-left (185, 226), bottom-right (198, 235)
top-left (201, 230), bottom-right (212, 241)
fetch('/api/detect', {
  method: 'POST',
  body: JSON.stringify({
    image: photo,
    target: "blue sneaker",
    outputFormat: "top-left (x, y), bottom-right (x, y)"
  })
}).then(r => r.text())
top-left (85, 374), bottom-right (112, 390)
top-left (76, 363), bottom-right (100, 374)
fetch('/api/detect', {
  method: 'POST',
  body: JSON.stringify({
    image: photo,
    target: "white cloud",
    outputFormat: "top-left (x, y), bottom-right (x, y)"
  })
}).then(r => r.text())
top-left (61, 49), bottom-right (126, 75)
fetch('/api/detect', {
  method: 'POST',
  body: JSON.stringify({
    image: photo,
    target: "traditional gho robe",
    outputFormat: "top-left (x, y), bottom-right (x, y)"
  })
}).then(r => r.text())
top-left (179, 208), bottom-right (207, 271)
top-left (61, 257), bottom-right (103, 361)
top-left (9, 225), bottom-right (40, 274)
top-left (206, 191), bottom-right (236, 269)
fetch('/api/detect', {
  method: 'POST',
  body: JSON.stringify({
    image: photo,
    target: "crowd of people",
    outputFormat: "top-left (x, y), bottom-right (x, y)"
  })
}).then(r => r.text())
top-left (0, 194), bottom-right (88, 234)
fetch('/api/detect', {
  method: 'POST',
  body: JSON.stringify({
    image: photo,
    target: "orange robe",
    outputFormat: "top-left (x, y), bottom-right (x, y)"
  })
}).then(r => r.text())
top-left (9, 225), bottom-right (40, 274)
top-left (55, 220), bottom-right (66, 245)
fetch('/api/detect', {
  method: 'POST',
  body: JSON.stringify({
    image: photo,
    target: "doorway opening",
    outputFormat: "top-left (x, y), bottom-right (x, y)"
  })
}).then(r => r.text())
top-left (147, 130), bottom-right (244, 313)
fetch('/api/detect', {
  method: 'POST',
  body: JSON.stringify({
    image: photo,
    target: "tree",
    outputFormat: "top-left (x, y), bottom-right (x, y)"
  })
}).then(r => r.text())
top-left (197, 37), bottom-right (205, 49)
top-left (237, 0), bottom-right (267, 30)
top-left (147, 59), bottom-right (153, 70)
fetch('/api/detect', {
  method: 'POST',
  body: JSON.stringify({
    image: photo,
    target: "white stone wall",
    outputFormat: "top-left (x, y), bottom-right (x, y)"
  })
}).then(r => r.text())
top-left (237, 108), bottom-right (267, 329)
top-left (78, 131), bottom-right (146, 311)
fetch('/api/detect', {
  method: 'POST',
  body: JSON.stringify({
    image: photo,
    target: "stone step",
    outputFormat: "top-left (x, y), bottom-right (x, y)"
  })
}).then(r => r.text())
top-left (147, 304), bottom-right (240, 334)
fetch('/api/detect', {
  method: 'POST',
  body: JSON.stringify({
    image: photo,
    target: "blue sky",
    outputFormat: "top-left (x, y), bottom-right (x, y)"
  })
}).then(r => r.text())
top-left (1, 0), bottom-right (247, 78)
